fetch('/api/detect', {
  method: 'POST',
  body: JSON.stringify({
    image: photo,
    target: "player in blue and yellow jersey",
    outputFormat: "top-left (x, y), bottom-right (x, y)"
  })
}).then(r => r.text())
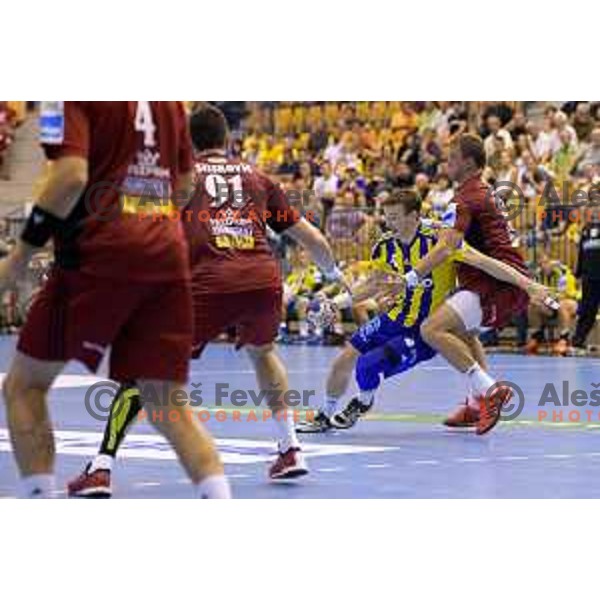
top-left (298, 188), bottom-right (555, 433)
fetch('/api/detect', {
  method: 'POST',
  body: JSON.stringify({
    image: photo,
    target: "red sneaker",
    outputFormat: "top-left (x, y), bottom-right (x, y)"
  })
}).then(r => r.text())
top-left (476, 386), bottom-right (514, 436)
top-left (67, 463), bottom-right (112, 498)
top-left (443, 399), bottom-right (480, 428)
top-left (269, 447), bottom-right (309, 480)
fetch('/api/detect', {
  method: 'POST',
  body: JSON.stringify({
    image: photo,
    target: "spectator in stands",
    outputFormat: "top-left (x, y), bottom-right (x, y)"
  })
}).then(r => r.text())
top-left (526, 254), bottom-right (579, 356)
top-left (572, 102), bottom-right (595, 143)
top-left (326, 190), bottom-right (373, 262)
top-left (534, 116), bottom-right (561, 163)
top-left (494, 149), bottom-right (518, 183)
top-left (308, 120), bottom-right (329, 154)
top-left (553, 110), bottom-right (578, 148)
top-left (550, 129), bottom-right (579, 181)
top-left (0, 101), bottom-right (16, 180)
top-left (575, 127), bottom-right (600, 175)
top-left (484, 114), bottom-right (514, 160)
top-left (313, 160), bottom-right (339, 225)
top-left (507, 110), bottom-right (528, 141)
top-left (391, 102), bottom-right (418, 146)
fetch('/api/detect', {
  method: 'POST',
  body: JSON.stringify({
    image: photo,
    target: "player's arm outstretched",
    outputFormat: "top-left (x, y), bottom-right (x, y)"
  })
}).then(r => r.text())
top-left (284, 218), bottom-right (350, 289)
top-left (457, 245), bottom-right (559, 310)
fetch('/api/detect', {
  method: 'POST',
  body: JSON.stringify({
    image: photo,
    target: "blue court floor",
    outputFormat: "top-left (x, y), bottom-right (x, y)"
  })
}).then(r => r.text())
top-left (0, 335), bottom-right (599, 498)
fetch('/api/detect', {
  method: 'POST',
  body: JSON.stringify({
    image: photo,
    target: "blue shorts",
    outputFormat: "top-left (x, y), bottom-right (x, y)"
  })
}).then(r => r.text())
top-left (350, 314), bottom-right (436, 378)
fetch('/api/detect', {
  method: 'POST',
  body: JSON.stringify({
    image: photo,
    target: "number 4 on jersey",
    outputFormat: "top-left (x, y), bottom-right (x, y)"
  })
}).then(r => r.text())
top-left (135, 101), bottom-right (157, 148)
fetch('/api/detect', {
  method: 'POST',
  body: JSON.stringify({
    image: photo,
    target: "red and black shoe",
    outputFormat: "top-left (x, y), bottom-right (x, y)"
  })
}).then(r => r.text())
top-left (476, 386), bottom-right (514, 436)
top-left (269, 447), bottom-right (309, 480)
top-left (67, 463), bottom-right (112, 498)
top-left (443, 398), bottom-right (480, 428)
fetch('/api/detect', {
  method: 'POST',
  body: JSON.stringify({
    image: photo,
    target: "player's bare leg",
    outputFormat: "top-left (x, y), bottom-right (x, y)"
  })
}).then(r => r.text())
top-left (554, 299), bottom-right (577, 356)
top-left (443, 332), bottom-right (487, 428)
top-left (421, 302), bottom-right (511, 435)
top-left (297, 342), bottom-right (360, 433)
top-left (141, 380), bottom-right (230, 498)
top-left (246, 344), bottom-right (308, 479)
top-left (525, 304), bottom-right (545, 354)
top-left (2, 352), bottom-right (65, 497)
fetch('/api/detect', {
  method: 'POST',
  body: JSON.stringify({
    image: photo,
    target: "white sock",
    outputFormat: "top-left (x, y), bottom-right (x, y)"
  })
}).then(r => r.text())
top-left (465, 380), bottom-right (477, 408)
top-left (322, 395), bottom-right (339, 417)
top-left (274, 409), bottom-right (300, 453)
top-left (19, 474), bottom-right (56, 499)
top-left (358, 390), bottom-right (375, 407)
top-left (90, 454), bottom-right (114, 472)
top-left (195, 474), bottom-right (232, 499)
top-left (466, 363), bottom-right (496, 396)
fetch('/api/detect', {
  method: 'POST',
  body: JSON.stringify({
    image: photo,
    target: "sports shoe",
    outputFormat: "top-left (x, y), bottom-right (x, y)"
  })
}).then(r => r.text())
top-left (296, 410), bottom-right (333, 433)
top-left (269, 447), bottom-right (309, 480)
top-left (443, 398), bottom-right (480, 428)
top-left (67, 463), bottom-right (112, 498)
top-left (476, 385), bottom-right (514, 436)
top-left (553, 338), bottom-right (569, 356)
top-left (330, 397), bottom-right (373, 430)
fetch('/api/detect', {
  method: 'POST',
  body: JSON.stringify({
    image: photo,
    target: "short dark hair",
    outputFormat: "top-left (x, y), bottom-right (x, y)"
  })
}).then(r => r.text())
top-left (189, 104), bottom-right (229, 152)
top-left (453, 133), bottom-right (486, 170)
top-left (382, 188), bottom-right (422, 215)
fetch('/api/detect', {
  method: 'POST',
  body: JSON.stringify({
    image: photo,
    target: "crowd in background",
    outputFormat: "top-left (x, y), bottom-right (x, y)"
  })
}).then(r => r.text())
top-left (0, 101), bottom-right (599, 351)
top-left (227, 101), bottom-right (600, 352)
top-left (0, 101), bottom-right (19, 180)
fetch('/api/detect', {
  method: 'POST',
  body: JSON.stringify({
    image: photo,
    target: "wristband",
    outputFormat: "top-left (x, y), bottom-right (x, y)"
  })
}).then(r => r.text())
top-left (404, 269), bottom-right (421, 289)
top-left (21, 206), bottom-right (65, 248)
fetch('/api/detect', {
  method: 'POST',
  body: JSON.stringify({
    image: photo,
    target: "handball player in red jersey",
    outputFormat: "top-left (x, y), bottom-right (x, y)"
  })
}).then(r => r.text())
top-left (67, 104), bottom-right (347, 494)
top-left (0, 102), bottom-right (230, 498)
top-left (396, 133), bottom-right (532, 435)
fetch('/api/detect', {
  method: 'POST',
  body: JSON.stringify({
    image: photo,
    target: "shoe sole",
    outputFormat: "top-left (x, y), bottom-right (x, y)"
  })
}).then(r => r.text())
top-left (295, 424), bottom-right (332, 434)
top-left (270, 466), bottom-right (309, 480)
top-left (443, 421), bottom-right (478, 428)
top-left (68, 487), bottom-right (112, 499)
top-left (329, 417), bottom-right (358, 430)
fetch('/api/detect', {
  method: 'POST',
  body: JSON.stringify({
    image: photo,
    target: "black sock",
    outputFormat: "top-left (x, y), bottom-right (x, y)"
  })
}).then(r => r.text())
top-left (98, 382), bottom-right (142, 458)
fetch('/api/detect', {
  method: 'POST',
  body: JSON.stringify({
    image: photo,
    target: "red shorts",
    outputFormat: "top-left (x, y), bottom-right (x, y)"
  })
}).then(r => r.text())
top-left (18, 269), bottom-right (193, 383)
top-left (192, 287), bottom-right (282, 358)
top-left (471, 282), bottom-right (529, 329)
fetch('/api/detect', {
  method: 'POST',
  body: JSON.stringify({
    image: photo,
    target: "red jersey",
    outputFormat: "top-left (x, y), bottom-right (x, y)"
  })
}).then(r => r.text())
top-left (40, 101), bottom-right (193, 282)
top-left (450, 174), bottom-right (528, 292)
top-left (184, 153), bottom-right (300, 293)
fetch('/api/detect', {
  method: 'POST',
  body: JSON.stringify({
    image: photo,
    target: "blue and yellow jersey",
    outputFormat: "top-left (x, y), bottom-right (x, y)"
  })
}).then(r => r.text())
top-left (370, 227), bottom-right (457, 327)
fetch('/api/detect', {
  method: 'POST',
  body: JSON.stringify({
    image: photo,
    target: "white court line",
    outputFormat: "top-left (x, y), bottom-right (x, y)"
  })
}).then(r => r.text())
top-left (134, 481), bottom-right (161, 488)
top-left (455, 457), bottom-right (486, 463)
top-left (317, 467), bottom-right (345, 473)
top-left (0, 428), bottom-right (396, 466)
top-left (365, 464), bottom-right (391, 469)
top-left (410, 459), bottom-right (440, 466)
top-left (543, 454), bottom-right (573, 459)
top-left (498, 456), bottom-right (529, 461)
